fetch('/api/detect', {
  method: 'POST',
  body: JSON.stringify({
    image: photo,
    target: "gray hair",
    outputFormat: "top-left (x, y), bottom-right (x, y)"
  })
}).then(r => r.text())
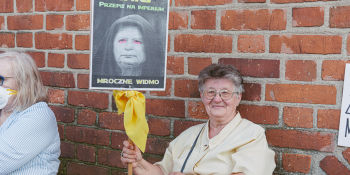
top-left (0, 52), bottom-right (47, 111)
top-left (198, 64), bottom-right (244, 94)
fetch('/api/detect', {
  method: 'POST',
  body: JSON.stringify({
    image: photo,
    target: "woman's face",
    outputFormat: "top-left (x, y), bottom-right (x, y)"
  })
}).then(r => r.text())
top-left (113, 25), bottom-right (146, 69)
top-left (0, 59), bottom-right (17, 109)
top-left (201, 78), bottom-right (241, 124)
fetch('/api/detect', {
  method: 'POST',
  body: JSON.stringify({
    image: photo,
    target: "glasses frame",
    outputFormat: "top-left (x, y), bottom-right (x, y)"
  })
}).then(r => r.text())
top-left (0, 75), bottom-right (13, 86)
top-left (202, 89), bottom-right (238, 101)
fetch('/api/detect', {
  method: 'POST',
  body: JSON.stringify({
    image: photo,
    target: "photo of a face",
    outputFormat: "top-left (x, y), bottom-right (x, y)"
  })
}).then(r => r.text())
top-left (113, 25), bottom-right (146, 76)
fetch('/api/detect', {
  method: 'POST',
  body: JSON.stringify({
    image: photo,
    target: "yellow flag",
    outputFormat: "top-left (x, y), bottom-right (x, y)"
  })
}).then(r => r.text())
top-left (113, 90), bottom-right (149, 153)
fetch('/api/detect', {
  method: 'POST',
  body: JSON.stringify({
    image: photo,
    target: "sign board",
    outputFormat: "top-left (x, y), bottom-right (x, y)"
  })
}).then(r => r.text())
top-left (338, 63), bottom-right (350, 147)
top-left (89, 0), bottom-right (169, 90)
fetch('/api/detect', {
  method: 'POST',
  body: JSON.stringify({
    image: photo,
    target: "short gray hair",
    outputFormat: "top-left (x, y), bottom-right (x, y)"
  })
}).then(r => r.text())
top-left (198, 64), bottom-right (244, 94)
top-left (0, 52), bottom-right (47, 111)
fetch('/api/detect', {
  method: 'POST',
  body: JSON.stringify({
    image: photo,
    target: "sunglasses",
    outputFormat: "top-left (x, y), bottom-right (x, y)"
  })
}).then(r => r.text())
top-left (0, 75), bottom-right (13, 86)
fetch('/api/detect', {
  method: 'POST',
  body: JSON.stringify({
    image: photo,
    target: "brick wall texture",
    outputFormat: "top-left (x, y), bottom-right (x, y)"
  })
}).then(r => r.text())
top-left (1, 0), bottom-right (350, 174)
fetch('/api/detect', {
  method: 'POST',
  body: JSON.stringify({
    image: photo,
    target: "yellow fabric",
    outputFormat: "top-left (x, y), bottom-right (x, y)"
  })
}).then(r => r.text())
top-left (113, 90), bottom-right (148, 153)
top-left (155, 113), bottom-right (276, 175)
top-left (7, 89), bottom-right (17, 95)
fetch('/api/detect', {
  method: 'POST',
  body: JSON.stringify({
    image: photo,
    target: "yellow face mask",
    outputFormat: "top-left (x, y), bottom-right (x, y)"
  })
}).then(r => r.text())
top-left (0, 87), bottom-right (17, 109)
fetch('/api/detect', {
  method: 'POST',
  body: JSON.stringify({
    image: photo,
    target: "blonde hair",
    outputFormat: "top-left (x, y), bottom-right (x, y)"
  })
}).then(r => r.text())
top-left (0, 52), bottom-right (47, 111)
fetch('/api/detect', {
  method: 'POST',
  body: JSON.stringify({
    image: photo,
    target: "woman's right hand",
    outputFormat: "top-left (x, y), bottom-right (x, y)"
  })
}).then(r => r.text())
top-left (120, 140), bottom-right (143, 167)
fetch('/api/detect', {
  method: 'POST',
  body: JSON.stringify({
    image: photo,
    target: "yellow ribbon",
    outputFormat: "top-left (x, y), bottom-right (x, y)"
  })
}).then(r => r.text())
top-left (113, 90), bottom-right (148, 153)
top-left (7, 89), bottom-right (17, 95)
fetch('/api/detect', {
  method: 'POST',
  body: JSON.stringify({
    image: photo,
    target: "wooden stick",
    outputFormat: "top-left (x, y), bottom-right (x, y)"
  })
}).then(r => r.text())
top-left (128, 139), bottom-right (133, 175)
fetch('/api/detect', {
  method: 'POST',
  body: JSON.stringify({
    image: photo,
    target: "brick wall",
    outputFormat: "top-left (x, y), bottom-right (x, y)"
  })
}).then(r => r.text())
top-left (1, 0), bottom-right (350, 174)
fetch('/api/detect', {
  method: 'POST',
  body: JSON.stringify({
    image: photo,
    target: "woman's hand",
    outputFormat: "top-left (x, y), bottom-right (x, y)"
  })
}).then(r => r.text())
top-left (120, 140), bottom-right (143, 167)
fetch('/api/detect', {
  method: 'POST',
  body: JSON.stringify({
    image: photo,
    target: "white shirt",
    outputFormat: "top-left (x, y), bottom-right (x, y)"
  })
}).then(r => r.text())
top-left (155, 113), bottom-right (275, 175)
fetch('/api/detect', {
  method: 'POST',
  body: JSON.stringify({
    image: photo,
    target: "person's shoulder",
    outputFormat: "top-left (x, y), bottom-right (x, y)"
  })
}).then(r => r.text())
top-left (239, 118), bottom-right (265, 136)
top-left (20, 102), bottom-right (55, 119)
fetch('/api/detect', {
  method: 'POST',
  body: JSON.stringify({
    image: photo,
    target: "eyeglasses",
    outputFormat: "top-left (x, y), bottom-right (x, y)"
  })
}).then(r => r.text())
top-left (0, 75), bottom-right (13, 86)
top-left (203, 89), bottom-right (238, 100)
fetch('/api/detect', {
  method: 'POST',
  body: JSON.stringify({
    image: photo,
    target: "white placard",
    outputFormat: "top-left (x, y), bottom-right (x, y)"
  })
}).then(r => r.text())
top-left (338, 64), bottom-right (350, 147)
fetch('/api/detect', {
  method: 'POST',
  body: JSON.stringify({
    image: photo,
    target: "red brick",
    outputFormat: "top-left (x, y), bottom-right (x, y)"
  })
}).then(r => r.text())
top-left (111, 132), bottom-right (128, 150)
top-left (283, 107), bottom-right (313, 128)
top-left (242, 83), bottom-right (261, 101)
top-left (317, 109), bottom-right (340, 129)
top-left (66, 14), bottom-right (90, 31)
top-left (77, 74), bottom-right (89, 89)
top-left (46, 14), bottom-right (64, 30)
top-left (77, 109), bottom-right (96, 126)
top-left (77, 0), bottom-right (90, 11)
top-left (221, 9), bottom-right (286, 31)
top-left (58, 124), bottom-right (64, 139)
top-left (282, 153), bottom-right (311, 173)
top-left (8, 15), bottom-right (43, 30)
top-left (293, 7), bottom-right (324, 27)
top-left (174, 79), bottom-right (199, 98)
top-left (98, 112), bottom-right (123, 130)
top-left (75, 35), bottom-right (90, 50)
top-left (320, 156), bottom-right (350, 175)
top-left (322, 60), bottom-right (350, 81)
top-left (16, 0), bottom-right (33, 12)
top-left (67, 54), bottom-right (89, 69)
top-left (169, 11), bottom-right (188, 30)
top-left (146, 137), bottom-right (169, 155)
top-left (68, 91), bottom-right (108, 109)
top-left (330, 6), bottom-right (350, 28)
top-left (47, 88), bottom-right (65, 104)
top-left (188, 57), bottom-right (212, 75)
top-left (188, 101), bottom-right (208, 119)
top-left (167, 56), bottom-right (184, 75)
top-left (146, 99), bottom-right (185, 118)
top-left (65, 126), bottom-right (110, 146)
top-left (219, 58), bottom-right (280, 78)
top-left (77, 144), bottom-right (96, 162)
top-left (238, 104), bottom-right (279, 125)
top-left (27, 51), bottom-right (45, 68)
top-left (0, 17), bottom-right (4, 29)
top-left (35, 32), bottom-right (72, 49)
top-left (67, 162), bottom-right (109, 175)
top-left (148, 118), bottom-right (171, 136)
top-left (175, 34), bottom-right (232, 53)
top-left (50, 105), bottom-right (74, 123)
top-left (348, 35), bottom-right (350, 55)
top-left (266, 84), bottom-right (337, 105)
top-left (48, 53), bottom-right (64, 68)
top-left (98, 148), bottom-right (123, 168)
top-left (237, 35), bottom-right (265, 53)
top-left (266, 129), bottom-right (335, 152)
top-left (150, 78), bottom-right (171, 96)
top-left (191, 10), bottom-right (216, 29)
top-left (343, 148), bottom-right (350, 165)
top-left (271, 0), bottom-right (335, 3)
top-left (35, 0), bottom-right (74, 12)
top-left (269, 35), bottom-right (342, 54)
top-left (41, 72), bottom-right (75, 88)
top-left (0, 0), bottom-right (13, 13)
top-left (60, 141), bottom-right (75, 158)
top-left (239, 0), bottom-right (265, 2)
top-left (285, 60), bottom-right (316, 81)
top-left (0, 33), bottom-right (15, 48)
top-left (173, 120), bottom-right (204, 136)
top-left (16, 32), bottom-right (33, 48)
top-left (175, 0), bottom-right (232, 6)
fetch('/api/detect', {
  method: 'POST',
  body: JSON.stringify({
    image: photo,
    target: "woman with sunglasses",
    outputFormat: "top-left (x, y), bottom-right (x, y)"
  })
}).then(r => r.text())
top-left (0, 52), bottom-right (60, 174)
top-left (121, 64), bottom-right (275, 175)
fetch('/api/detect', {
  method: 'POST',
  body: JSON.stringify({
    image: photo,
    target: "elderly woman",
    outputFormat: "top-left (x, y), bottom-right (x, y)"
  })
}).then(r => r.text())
top-left (0, 52), bottom-right (60, 174)
top-left (93, 14), bottom-right (164, 77)
top-left (121, 64), bottom-right (275, 175)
